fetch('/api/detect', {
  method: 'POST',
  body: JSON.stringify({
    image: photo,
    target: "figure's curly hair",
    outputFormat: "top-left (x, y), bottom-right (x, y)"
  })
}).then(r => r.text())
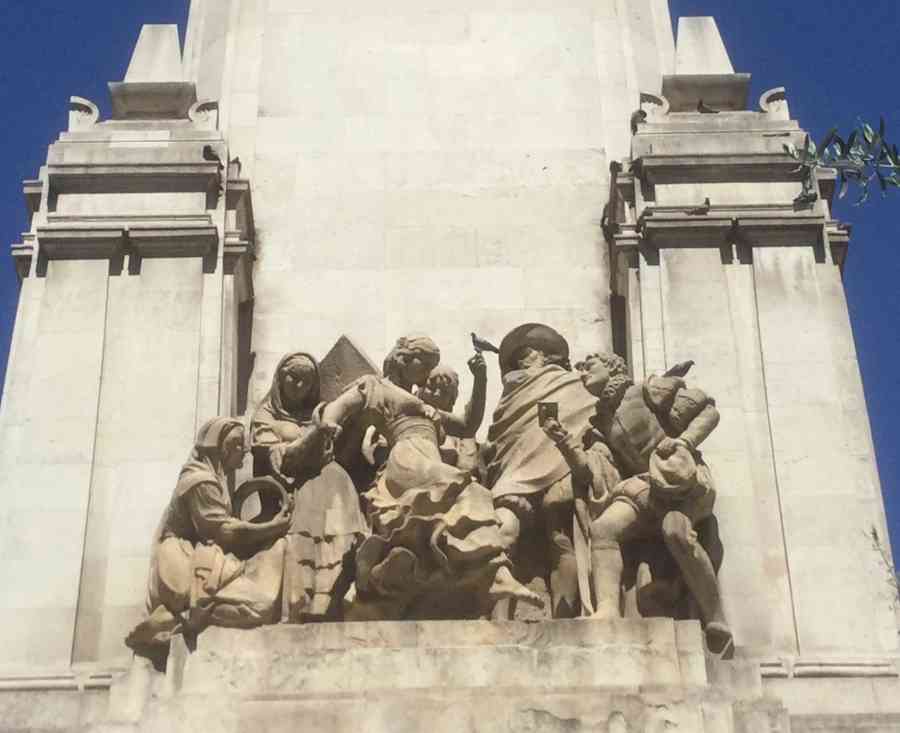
top-left (576, 352), bottom-right (629, 379)
top-left (424, 364), bottom-right (460, 405)
top-left (383, 334), bottom-right (441, 385)
top-left (426, 364), bottom-right (459, 388)
top-left (578, 352), bottom-right (633, 408)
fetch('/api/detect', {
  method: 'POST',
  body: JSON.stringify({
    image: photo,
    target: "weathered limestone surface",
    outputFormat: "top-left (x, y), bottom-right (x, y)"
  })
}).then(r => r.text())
top-left (90, 619), bottom-right (787, 733)
top-left (611, 17), bottom-right (897, 668)
top-left (183, 0), bottom-right (676, 428)
top-left (0, 4), bottom-right (899, 733)
top-left (0, 25), bottom-right (254, 671)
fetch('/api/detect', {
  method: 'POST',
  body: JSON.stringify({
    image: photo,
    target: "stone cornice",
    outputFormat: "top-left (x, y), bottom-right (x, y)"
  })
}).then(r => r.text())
top-left (637, 153), bottom-right (804, 184)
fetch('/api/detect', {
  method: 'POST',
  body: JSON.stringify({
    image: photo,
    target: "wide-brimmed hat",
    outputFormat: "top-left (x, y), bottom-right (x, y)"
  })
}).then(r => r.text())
top-left (649, 443), bottom-right (698, 497)
top-left (498, 323), bottom-right (570, 374)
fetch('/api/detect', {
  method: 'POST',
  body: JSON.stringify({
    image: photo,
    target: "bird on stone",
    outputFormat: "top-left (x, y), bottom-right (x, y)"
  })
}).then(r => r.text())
top-left (664, 360), bottom-right (695, 378)
top-left (793, 191), bottom-right (818, 207)
top-left (203, 145), bottom-right (224, 170)
top-left (687, 198), bottom-right (711, 215)
top-left (471, 333), bottom-right (500, 355)
top-left (697, 99), bottom-right (720, 114)
top-left (630, 109), bottom-right (648, 135)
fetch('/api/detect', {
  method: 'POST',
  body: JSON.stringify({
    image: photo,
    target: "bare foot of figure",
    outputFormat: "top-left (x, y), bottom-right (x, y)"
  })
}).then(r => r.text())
top-left (488, 566), bottom-right (544, 609)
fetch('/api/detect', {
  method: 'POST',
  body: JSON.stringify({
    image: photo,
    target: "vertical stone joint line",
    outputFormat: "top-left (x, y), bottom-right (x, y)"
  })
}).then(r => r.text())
top-left (70, 269), bottom-right (112, 665)
top-left (749, 260), bottom-right (802, 656)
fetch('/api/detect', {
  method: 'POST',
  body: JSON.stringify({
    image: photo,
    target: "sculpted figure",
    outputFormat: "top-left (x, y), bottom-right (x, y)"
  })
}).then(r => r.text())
top-left (483, 324), bottom-right (597, 618)
top-left (126, 418), bottom-right (290, 656)
top-left (542, 353), bottom-right (732, 655)
top-left (251, 352), bottom-right (367, 622)
top-left (323, 334), bottom-right (542, 618)
top-left (419, 364), bottom-right (480, 474)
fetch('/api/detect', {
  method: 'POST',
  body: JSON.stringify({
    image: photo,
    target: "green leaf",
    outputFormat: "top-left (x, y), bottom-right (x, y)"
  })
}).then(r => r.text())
top-left (880, 116), bottom-right (886, 140)
top-left (833, 134), bottom-right (847, 158)
top-left (804, 134), bottom-right (817, 160)
top-left (783, 143), bottom-right (798, 159)
top-left (838, 173), bottom-right (849, 199)
top-left (863, 123), bottom-right (875, 145)
top-left (819, 127), bottom-right (838, 157)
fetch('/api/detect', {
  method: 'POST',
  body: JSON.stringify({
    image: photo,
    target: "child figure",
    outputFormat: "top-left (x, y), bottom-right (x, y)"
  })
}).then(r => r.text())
top-left (419, 363), bottom-right (480, 474)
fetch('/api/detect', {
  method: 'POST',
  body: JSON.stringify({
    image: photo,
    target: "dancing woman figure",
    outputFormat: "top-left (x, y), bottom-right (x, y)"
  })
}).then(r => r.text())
top-left (322, 335), bottom-right (542, 618)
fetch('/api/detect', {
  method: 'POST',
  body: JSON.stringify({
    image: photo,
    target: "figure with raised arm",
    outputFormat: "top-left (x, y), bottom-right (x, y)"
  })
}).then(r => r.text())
top-left (541, 353), bottom-right (732, 656)
top-left (419, 363), bottom-right (481, 474)
top-left (323, 334), bottom-right (542, 619)
top-left (483, 324), bottom-right (597, 618)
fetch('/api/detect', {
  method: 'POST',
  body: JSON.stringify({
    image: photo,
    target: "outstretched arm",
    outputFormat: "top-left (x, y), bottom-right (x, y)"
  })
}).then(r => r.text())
top-left (216, 509), bottom-right (292, 554)
top-left (188, 482), bottom-right (292, 555)
top-left (441, 353), bottom-right (488, 438)
top-left (542, 419), bottom-right (596, 501)
top-left (320, 378), bottom-right (369, 428)
top-left (680, 403), bottom-right (720, 450)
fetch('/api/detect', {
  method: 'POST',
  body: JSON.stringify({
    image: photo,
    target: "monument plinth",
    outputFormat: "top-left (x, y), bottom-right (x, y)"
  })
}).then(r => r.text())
top-left (103, 619), bottom-right (785, 733)
top-left (0, 4), bottom-right (898, 733)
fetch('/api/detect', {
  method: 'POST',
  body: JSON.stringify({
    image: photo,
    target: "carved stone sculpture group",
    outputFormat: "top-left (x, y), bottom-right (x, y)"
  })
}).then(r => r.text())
top-left (127, 324), bottom-right (733, 660)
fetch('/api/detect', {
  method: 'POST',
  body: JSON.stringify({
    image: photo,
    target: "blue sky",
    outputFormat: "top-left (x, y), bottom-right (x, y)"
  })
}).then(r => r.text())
top-left (1, 1), bottom-right (899, 554)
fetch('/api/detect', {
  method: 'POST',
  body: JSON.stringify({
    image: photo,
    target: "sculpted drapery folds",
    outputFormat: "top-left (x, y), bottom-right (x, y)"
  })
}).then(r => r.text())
top-left (127, 329), bottom-right (732, 648)
top-left (542, 353), bottom-right (733, 656)
top-left (250, 351), bottom-right (367, 622)
top-left (483, 324), bottom-right (597, 619)
top-left (322, 335), bottom-right (542, 619)
top-left (126, 418), bottom-right (290, 657)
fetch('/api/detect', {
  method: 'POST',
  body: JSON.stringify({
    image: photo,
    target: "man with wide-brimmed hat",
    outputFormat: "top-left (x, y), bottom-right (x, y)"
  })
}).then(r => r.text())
top-left (483, 323), bottom-right (597, 618)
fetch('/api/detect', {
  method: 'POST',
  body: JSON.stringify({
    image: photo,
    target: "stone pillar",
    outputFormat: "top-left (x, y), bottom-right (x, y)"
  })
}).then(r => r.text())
top-left (0, 25), bottom-right (254, 671)
top-left (609, 16), bottom-right (896, 672)
top-left (180, 0), bottom-right (677, 429)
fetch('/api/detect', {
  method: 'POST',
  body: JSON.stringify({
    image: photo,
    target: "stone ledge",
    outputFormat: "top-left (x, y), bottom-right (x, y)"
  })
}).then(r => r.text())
top-left (177, 619), bottom-right (708, 697)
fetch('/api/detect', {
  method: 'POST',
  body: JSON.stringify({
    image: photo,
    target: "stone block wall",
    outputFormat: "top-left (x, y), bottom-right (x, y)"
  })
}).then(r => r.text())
top-left (184, 0), bottom-right (676, 423)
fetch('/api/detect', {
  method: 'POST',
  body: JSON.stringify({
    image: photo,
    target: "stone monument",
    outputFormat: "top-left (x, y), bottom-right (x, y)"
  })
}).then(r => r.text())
top-left (0, 4), bottom-right (897, 732)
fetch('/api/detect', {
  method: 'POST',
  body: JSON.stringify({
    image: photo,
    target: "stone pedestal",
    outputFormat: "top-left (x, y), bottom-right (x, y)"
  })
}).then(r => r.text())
top-left (95, 619), bottom-right (787, 733)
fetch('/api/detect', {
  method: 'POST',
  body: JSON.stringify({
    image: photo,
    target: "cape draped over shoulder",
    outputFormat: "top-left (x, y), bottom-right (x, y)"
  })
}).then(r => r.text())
top-left (486, 365), bottom-right (597, 499)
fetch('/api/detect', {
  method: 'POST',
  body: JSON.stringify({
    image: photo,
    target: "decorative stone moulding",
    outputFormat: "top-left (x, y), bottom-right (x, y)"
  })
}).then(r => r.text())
top-left (661, 72), bottom-right (752, 113)
top-left (108, 81), bottom-right (197, 120)
top-left (606, 74), bottom-right (851, 287)
top-left (639, 91), bottom-right (670, 120)
top-left (188, 100), bottom-right (220, 131)
top-left (45, 162), bottom-right (222, 198)
top-left (127, 224), bottom-right (219, 258)
top-left (68, 96), bottom-right (100, 131)
top-left (36, 226), bottom-right (126, 260)
top-left (638, 153), bottom-right (806, 185)
top-left (10, 235), bottom-right (35, 280)
top-left (759, 87), bottom-right (790, 120)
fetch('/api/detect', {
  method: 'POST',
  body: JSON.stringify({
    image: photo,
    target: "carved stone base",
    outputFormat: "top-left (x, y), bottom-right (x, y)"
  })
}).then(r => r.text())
top-left (93, 619), bottom-right (790, 733)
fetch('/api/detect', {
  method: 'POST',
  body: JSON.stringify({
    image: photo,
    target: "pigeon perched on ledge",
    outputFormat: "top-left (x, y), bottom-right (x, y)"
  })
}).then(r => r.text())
top-left (687, 198), bottom-right (711, 215)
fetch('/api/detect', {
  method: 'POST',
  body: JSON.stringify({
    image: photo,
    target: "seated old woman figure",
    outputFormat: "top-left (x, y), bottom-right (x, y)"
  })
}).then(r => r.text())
top-left (250, 351), bottom-right (367, 622)
top-left (126, 418), bottom-right (290, 656)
